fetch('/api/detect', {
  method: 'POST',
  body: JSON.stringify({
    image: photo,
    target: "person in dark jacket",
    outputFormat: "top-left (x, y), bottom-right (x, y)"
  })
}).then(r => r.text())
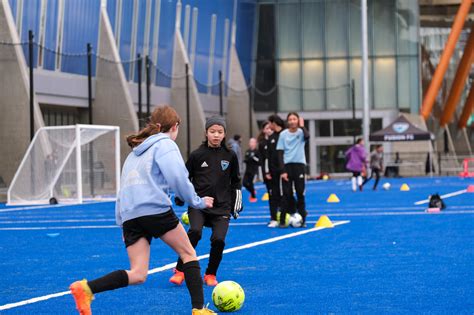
top-left (169, 116), bottom-right (242, 287)
top-left (243, 137), bottom-right (260, 202)
top-left (264, 114), bottom-right (285, 228)
top-left (362, 144), bottom-right (383, 190)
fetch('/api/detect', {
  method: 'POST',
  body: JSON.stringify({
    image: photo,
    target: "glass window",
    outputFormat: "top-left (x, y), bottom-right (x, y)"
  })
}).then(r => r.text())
top-left (325, 1), bottom-right (348, 57)
top-left (373, 0), bottom-right (395, 56)
top-left (398, 57), bottom-right (419, 111)
top-left (326, 59), bottom-right (349, 109)
top-left (302, 2), bottom-right (324, 58)
top-left (371, 118), bottom-right (383, 133)
top-left (334, 119), bottom-right (362, 137)
top-left (374, 57), bottom-right (396, 109)
top-left (349, 0), bottom-right (361, 57)
top-left (277, 3), bottom-right (300, 59)
top-left (278, 61), bottom-right (301, 111)
top-left (397, 0), bottom-right (419, 55)
top-left (319, 145), bottom-right (351, 173)
top-left (303, 60), bottom-right (324, 110)
top-left (317, 120), bottom-right (331, 137)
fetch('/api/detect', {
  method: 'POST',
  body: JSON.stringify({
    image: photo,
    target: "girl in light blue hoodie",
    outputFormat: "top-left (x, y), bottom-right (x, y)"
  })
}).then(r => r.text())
top-left (70, 106), bottom-right (216, 315)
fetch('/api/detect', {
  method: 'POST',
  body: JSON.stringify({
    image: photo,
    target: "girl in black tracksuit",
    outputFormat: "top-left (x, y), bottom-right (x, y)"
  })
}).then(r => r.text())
top-left (243, 138), bottom-right (260, 201)
top-left (263, 115), bottom-right (285, 227)
top-left (170, 116), bottom-right (242, 287)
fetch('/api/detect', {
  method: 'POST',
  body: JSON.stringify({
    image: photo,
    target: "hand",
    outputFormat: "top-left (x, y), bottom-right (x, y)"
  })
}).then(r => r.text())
top-left (231, 189), bottom-right (243, 219)
top-left (174, 196), bottom-right (184, 207)
top-left (265, 173), bottom-right (272, 180)
top-left (299, 117), bottom-right (305, 127)
top-left (203, 196), bottom-right (214, 208)
top-left (281, 173), bottom-right (289, 181)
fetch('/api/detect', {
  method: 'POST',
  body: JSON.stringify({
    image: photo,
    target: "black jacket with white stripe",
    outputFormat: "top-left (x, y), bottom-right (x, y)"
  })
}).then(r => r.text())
top-left (186, 142), bottom-right (241, 215)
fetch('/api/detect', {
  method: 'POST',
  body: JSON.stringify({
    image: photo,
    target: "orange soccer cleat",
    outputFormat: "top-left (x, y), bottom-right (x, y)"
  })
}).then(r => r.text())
top-left (203, 274), bottom-right (218, 286)
top-left (169, 268), bottom-right (185, 285)
top-left (192, 306), bottom-right (217, 314)
top-left (69, 279), bottom-right (94, 315)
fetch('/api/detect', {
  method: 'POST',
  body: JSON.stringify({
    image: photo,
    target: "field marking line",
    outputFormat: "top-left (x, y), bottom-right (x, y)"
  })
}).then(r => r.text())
top-left (0, 220), bottom-right (349, 310)
top-left (414, 189), bottom-right (467, 205)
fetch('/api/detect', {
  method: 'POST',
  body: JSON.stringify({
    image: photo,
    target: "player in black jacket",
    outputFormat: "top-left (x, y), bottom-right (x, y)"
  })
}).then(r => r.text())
top-left (264, 114), bottom-right (285, 228)
top-left (243, 138), bottom-right (260, 202)
top-left (169, 116), bottom-right (242, 287)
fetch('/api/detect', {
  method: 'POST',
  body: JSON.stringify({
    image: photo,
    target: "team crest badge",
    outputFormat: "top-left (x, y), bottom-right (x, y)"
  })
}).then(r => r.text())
top-left (221, 160), bottom-right (229, 171)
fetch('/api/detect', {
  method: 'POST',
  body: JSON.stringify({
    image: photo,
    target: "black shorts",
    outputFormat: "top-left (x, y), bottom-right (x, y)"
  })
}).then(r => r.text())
top-left (122, 210), bottom-right (179, 248)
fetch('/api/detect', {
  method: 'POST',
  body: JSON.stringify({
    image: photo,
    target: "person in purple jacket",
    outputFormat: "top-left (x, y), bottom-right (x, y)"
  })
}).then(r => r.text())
top-left (345, 138), bottom-right (367, 192)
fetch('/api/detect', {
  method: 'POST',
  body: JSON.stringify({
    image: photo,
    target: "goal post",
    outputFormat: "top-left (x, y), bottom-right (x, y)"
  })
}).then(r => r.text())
top-left (7, 124), bottom-right (120, 205)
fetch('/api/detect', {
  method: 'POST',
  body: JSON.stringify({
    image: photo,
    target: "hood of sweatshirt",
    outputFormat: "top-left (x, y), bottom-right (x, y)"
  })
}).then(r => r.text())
top-left (133, 133), bottom-right (170, 156)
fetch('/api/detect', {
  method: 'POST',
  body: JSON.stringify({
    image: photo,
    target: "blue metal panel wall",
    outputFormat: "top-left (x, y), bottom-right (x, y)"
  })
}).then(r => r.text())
top-left (236, 0), bottom-right (256, 85)
top-left (185, 0), bottom-right (212, 93)
top-left (61, 0), bottom-right (100, 75)
top-left (155, 0), bottom-right (176, 88)
top-left (106, 0), bottom-right (117, 33)
top-left (134, 0), bottom-right (147, 82)
top-left (8, 0), bottom-right (17, 21)
top-left (211, 0), bottom-right (233, 95)
top-left (118, 0), bottom-right (133, 80)
top-left (21, 0), bottom-right (41, 67)
top-left (43, 0), bottom-right (59, 71)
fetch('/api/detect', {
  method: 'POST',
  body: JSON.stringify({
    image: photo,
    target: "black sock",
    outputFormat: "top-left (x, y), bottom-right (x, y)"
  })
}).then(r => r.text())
top-left (87, 270), bottom-right (129, 294)
top-left (182, 260), bottom-right (204, 309)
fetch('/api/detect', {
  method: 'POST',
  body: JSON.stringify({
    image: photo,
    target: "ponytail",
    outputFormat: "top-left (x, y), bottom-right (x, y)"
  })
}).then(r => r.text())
top-left (127, 123), bottom-right (162, 148)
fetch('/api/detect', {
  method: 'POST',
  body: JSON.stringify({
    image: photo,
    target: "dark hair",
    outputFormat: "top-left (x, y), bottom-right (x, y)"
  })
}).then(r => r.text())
top-left (233, 134), bottom-right (241, 141)
top-left (268, 114), bottom-right (285, 128)
top-left (375, 144), bottom-right (383, 149)
top-left (257, 121), bottom-right (270, 143)
top-left (127, 105), bottom-right (180, 148)
top-left (356, 138), bottom-right (363, 145)
top-left (287, 112), bottom-right (300, 120)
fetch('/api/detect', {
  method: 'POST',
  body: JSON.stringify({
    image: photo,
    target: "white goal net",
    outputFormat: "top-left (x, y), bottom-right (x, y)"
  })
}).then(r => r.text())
top-left (7, 125), bottom-right (120, 205)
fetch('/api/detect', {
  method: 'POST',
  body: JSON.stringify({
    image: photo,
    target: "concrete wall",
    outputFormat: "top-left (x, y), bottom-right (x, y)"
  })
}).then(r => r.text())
top-left (94, 6), bottom-right (138, 164)
top-left (0, 0), bottom-right (44, 185)
top-left (171, 30), bottom-right (206, 158)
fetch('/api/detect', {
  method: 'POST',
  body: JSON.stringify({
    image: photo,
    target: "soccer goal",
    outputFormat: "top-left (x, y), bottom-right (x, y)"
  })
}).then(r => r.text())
top-left (7, 125), bottom-right (120, 205)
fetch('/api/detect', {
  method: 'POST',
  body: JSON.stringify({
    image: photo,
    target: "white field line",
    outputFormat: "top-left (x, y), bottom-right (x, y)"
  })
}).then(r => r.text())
top-left (0, 220), bottom-right (349, 310)
top-left (2, 208), bottom-right (474, 231)
top-left (414, 189), bottom-right (467, 205)
top-left (0, 201), bottom-right (112, 213)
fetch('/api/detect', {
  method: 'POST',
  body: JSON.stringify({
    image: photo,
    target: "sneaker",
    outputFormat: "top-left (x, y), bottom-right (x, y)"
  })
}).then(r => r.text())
top-left (203, 274), bottom-right (218, 286)
top-left (267, 220), bottom-right (278, 228)
top-left (169, 269), bottom-right (185, 285)
top-left (192, 306), bottom-right (217, 314)
top-left (249, 197), bottom-right (258, 203)
top-left (70, 279), bottom-right (94, 315)
top-left (278, 224), bottom-right (288, 228)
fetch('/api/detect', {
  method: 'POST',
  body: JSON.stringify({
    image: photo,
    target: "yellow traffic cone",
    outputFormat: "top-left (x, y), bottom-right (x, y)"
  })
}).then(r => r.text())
top-left (261, 192), bottom-right (269, 201)
top-left (315, 215), bottom-right (334, 228)
top-left (400, 183), bottom-right (410, 191)
top-left (326, 193), bottom-right (340, 203)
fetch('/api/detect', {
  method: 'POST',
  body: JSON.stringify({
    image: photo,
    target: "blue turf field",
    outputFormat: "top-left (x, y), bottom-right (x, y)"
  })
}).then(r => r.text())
top-left (1, 176), bottom-right (473, 314)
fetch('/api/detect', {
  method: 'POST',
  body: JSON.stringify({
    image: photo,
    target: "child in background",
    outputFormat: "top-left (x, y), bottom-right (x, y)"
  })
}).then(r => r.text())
top-left (277, 112), bottom-right (310, 227)
top-left (243, 138), bottom-right (260, 202)
top-left (345, 138), bottom-right (367, 192)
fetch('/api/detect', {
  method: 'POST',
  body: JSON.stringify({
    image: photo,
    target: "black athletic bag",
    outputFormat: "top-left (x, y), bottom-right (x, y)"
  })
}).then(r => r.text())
top-left (428, 193), bottom-right (445, 209)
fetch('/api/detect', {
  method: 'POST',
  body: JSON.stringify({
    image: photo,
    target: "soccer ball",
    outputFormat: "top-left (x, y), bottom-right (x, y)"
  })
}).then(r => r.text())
top-left (181, 211), bottom-right (189, 225)
top-left (382, 182), bottom-right (391, 190)
top-left (276, 211), bottom-right (290, 226)
top-left (212, 281), bottom-right (245, 312)
top-left (289, 213), bottom-right (303, 227)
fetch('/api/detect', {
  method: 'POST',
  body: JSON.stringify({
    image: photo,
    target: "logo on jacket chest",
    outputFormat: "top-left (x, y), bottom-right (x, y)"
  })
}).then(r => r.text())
top-left (221, 160), bottom-right (230, 171)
